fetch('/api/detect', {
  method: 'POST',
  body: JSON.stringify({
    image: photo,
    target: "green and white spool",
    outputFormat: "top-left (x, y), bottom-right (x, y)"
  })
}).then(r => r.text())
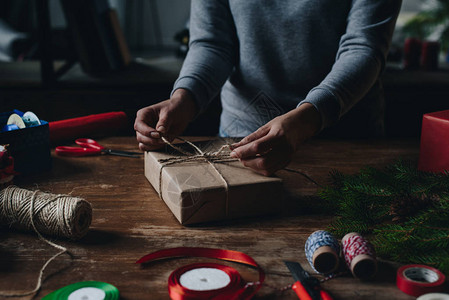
top-left (42, 281), bottom-right (119, 300)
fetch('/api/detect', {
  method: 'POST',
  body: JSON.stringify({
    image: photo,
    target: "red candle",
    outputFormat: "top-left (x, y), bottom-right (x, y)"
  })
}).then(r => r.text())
top-left (403, 38), bottom-right (422, 70)
top-left (421, 41), bottom-right (440, 71)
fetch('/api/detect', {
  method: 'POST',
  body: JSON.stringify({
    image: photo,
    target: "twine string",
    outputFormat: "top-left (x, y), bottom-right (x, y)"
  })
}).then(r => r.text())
top-left (319, 271), bottom-right (348, 283)
top-left (283, 167), bottom-right (322, 187)
top-left (305, 230), bottom-right (340, 274)
top-left (342, 234), bottom-right (375, 268)
top-left (158, 137), bottom-right (237, 216)
top-left (0, 186), bottom-right (92, 297)
top-left (157, 137), bottom-right (321, 193)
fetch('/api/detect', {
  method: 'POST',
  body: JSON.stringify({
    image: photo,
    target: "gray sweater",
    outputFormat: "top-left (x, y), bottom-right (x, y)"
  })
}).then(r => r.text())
top-left (173, 0), bottom-right (402, 137)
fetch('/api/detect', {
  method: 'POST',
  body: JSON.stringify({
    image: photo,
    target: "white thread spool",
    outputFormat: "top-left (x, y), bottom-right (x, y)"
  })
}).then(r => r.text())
top-left (179, 267), bottom-right (231, 291)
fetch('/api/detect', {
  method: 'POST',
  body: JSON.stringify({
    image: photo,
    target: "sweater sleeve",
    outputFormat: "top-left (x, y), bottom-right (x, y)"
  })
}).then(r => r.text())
top-left (172, 0), bottom-right (237, 114)
top-left (298, 0), bottom-right (402, 130)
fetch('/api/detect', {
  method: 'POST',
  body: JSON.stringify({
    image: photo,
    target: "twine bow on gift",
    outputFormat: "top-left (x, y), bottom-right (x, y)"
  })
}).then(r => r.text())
top-left (159, 137), bottom-right (236, 165)
top-left (157, 137), bottom-right (238, 217)
top-left (155, 137), bottom-right (321, 221)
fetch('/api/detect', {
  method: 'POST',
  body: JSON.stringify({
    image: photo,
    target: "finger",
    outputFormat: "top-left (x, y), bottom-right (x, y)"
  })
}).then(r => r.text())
top-left (138, 142), bottom-right (164, 152)
top-left (134, 108), bottom-right (159, 137)
top-left (134, 118), bottom-right (156, 137)
top-left (231, 126), bottom-right (270, 149)
top-left (240, 147), bottom-right (291, 176)
top-left (231, 133), bottom-right (280, 159)
top-left (136, 131), bottom-right (165, 149)
top-left (155, 109), bottom-right (173, 137)
top-left (136, 131), bottom-right (165, 145)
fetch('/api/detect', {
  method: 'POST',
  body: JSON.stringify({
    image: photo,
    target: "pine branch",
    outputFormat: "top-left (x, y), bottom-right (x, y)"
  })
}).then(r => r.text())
top-left (322, 160), bottom-right (449, 274)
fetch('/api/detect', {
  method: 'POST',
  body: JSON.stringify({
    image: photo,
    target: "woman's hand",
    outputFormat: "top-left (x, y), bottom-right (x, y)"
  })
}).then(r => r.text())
top-left (134, 89), bottom-right (198, 151)
top-left (230, 103), bottom-right (322, 176)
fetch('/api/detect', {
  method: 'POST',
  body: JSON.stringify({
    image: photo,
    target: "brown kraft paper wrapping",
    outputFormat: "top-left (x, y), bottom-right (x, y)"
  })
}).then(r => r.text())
top-left (144, 140), bottom-right (283, 225)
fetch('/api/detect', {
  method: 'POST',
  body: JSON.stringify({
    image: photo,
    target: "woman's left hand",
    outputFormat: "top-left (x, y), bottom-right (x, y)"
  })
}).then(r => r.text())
top-left (230, 103), bottom-right (322, 176)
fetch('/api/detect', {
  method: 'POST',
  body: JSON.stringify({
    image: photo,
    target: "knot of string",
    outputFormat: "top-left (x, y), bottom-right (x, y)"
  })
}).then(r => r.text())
top-left (157, 137), bottom-right (238, 215)
top-left (159, 137), bottom-right (235, 163)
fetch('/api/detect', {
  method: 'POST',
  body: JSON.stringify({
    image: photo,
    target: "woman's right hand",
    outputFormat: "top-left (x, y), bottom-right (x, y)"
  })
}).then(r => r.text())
top-left (134, 89), bottom-right (198, 151)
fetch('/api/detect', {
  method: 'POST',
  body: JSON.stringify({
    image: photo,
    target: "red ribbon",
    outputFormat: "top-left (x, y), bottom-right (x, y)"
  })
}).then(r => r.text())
top-left (136, 247), bottom-right (265, 300)
top-left (169, 262), bottom-right (244, 300)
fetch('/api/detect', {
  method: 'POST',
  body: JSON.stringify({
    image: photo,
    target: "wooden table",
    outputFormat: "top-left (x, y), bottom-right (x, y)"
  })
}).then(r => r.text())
top-left (1, 137), bottom-right (422, 299)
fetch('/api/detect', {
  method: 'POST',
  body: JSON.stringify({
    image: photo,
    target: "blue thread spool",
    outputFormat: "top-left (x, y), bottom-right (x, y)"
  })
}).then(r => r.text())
top-left (305, 230), bottom-right (340, 274)
top-left (22, 111), bottom-right (41, 127)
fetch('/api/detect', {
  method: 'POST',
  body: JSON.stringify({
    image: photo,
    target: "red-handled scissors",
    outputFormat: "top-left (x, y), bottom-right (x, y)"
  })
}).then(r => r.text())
top-left (55, 138), bottom-right (142, 158)
top-left (284, 261), bottom-right (333, 300)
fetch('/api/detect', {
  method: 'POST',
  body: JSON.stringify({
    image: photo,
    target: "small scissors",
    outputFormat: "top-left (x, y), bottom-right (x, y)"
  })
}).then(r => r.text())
top-left (284, 261), bottom-right (333, 300)
top-left (55, 138), bottom-right (142, 158)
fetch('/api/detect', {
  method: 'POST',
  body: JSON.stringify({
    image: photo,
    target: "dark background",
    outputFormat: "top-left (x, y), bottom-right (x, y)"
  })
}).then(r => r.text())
top-left (0, 0), bottom-right (447, 138)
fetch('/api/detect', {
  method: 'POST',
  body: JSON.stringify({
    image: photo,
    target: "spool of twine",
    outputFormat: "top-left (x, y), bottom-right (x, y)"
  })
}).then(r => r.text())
top-left (342, 232), bottom-right (377, 280)
top-left (0, 186), bottom-right (92, 240)
top-left (0, 186), bottom-right (92, 297)
top-left (305, 230), bottom-right (340, 274)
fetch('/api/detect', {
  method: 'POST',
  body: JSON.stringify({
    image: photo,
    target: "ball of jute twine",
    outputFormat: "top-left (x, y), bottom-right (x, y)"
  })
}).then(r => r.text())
top-left (0, 186), bottom-right (92, 297)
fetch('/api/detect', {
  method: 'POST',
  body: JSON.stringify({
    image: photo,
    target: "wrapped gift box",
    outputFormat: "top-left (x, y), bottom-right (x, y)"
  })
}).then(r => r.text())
top-left (0, 110), bottom-right (51, 175)
top-left (144, 140), bottom-right (283, 225)
top-left (418, 110), bottom-right (449, 173)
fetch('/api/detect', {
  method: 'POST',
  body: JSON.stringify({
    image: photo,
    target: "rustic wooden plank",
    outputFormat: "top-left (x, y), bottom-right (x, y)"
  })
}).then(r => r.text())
top-left (0, 137), bottom-right (419, 299)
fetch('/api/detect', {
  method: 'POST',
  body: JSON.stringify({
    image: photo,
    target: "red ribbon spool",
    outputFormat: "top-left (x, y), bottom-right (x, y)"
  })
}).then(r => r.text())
top-left (168, 262), bottom-right (245, 300)
top-left (136, 247), bottom-right (265, 300)
top-left (396, 264), bottom-right (446, 297)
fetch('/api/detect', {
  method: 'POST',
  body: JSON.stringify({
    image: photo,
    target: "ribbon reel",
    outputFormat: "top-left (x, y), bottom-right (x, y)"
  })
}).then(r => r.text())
top-left (42, 281), bottom-right (119, 300)
top-left (169, 262), bottom-right (245, 300)
top-left (136, 247), bottom-right (265, 300)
